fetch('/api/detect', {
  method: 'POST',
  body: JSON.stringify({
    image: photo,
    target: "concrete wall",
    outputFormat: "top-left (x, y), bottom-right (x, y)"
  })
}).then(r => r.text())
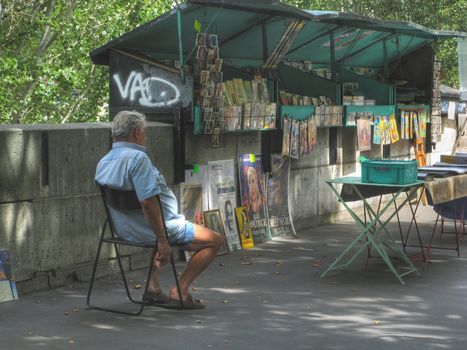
top-left (0, 122), bottom-right (174, 294)
top-left (0, 119), bottom-right (456, 294)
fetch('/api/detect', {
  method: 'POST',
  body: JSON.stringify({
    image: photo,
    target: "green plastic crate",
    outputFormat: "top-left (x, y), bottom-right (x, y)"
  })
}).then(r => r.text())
top-left (361, 159), bottom-right (418, 185)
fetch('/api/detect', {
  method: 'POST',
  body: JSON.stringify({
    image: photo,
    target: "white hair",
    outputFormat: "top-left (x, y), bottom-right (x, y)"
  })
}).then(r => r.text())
top-left (111, 110), bottom-right (147, 140)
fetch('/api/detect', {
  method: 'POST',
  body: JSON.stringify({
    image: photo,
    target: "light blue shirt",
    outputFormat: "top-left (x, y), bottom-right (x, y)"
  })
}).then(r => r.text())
top-left (95, 142), bottom-right (186, 244)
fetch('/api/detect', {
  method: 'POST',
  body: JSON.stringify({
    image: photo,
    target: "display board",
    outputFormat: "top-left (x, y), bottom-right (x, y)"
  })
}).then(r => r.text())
top-left (208, 160), bottom-right (242, 251)
top-left (267, 154), bottom-right (295, 237)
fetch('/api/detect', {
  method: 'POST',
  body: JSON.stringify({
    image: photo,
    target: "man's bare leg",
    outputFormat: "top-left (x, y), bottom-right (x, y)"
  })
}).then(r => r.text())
top-left (168, 224), bottom-right (223, 301)
top-left (146, 252), bottom-right (164, 296)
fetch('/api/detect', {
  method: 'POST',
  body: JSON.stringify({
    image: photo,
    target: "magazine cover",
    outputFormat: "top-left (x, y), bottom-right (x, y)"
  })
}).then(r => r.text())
top-left (290, 119), bottom-right (300, 159)
top-left (267, 154), bottom-right (295, 237)
top-left (203, 210), bottom-right (230, 256)
top-left (208, 160), bottom-right (242, 252)
top-left (282, 117), bottom-right (291, 156)
top-left (357, 118), bottom-right (372, 151)
top-left (235, 207), bottom-right (254, 249)
top-left (238, 154), bottom-right (271, 243)
top-left (0, 250), bottom-right (19, 303)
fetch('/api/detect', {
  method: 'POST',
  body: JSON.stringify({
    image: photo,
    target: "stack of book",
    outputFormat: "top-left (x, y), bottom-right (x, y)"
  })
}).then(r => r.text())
top-left (222, 76), bottom-right (276, 131)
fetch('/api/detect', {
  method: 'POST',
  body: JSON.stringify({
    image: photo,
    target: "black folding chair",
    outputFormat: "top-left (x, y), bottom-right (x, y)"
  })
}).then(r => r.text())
top-left (87, 185), bottom-right (184, 315)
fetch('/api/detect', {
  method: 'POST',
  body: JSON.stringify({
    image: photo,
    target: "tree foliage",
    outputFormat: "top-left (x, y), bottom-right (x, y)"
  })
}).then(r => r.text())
top-left (0, 0), bottom-right (465, 124)
top-left (0, 0), bottom-right (173, 124)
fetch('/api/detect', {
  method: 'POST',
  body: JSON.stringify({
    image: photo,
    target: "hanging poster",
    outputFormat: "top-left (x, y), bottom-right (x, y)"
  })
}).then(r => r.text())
top-left (357, 118), bottom-right (372, 151)
top-left (373, 117), bottom-right (381, 144)
top-left (184, 164), bottom-right (209, 213)
top-left (0, 250), bottom-right (18, 303)
top-left (420, 111), bottom-right (427, 138)
top-left (282, 117), bottom-right (291, 156)
top-left (235, 207), bottom-right (254, 249)
top-left (299, 121), bottom-right (309, 157)
top-left (307, 118), bottom-right (318, 152)
top-left (208, 160), bottom-right (241, 252)
top-left (290, 119), bottom-right (300, 159)
top-left (389, 114), bottom-right (400, 143)
top-left (267, 154), bottom-right (295, 237)
top-left (238, 154), bottom-right (271, 243)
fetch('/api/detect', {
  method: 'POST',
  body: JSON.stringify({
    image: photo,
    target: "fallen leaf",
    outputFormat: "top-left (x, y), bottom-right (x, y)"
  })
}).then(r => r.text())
top-left (73, 309), bottom-right (79, 313)
top-left (64, 312), bottom-right (70, 315)
top-left (133, 284), bottom-right (142, 290)
top-left (191, 287), bottom-right (197, 291)
top-left (373, 320), bottom-right (382, 325)
top-left (69, 340), bottom-right (75, 344)
top-left (273, 271), bottom-right (280, 275)
top-left (274, 261), bottom-right (282, 266)
top-left (35, 300), bottom-right (41, 303)
top-left (222, 300), bottom-right (229, 304)
top-left (241, 261), bottom-right (253, 265)
top-left (219, 263), bottom-right (225, 266)
top-left (195, 320), bottom-right (204, 324)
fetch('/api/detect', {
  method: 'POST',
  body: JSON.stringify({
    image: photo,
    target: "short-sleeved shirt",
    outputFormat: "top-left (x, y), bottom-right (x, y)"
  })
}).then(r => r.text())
top-left (95, 142), bottom-right (190, 244)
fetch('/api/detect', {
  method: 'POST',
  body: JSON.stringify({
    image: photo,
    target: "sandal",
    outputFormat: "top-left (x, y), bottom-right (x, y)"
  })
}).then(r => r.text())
top-left (143, 291), bottom-right (169, 306)
top-left (164, 293), bottom-right (206, 310)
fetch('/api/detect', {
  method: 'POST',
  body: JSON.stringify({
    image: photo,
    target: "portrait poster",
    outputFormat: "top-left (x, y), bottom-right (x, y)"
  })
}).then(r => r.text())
top-left (0, 250), bottom-right (18, 303)
top-left (203, 210), bottom-right (230, 256)
top-left (234, 207), bottom-right (254, 249)
top-left (267, 154), bottom-right (295, 237)
top-left (290, 119), bottom-right (300, 159)
top-left (184, 165), bottom-right (209, 212)
top-left (357, 118), bottom-right (372, 151)
top-left (208, 160), bottom-right (242, 252)
top-left (238, 154), bottom-right (271, 243)
top-left (282, 117), bottom-right (291, 156)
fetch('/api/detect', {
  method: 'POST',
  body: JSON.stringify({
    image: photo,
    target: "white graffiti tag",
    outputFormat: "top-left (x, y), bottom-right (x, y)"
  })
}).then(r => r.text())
top-left (113, 71), bottom-right (181, 107)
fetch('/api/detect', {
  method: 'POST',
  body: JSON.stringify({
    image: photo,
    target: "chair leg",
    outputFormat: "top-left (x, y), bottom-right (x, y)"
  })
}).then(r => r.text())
top-left (87, 220), bottom-right (108, 308)
top-left (87, 221), bottom-right (157, 316)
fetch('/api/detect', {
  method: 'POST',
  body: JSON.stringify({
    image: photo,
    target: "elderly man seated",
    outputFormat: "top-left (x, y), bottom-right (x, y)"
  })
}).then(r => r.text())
top-left (95, 110), bottom-right (224, 309)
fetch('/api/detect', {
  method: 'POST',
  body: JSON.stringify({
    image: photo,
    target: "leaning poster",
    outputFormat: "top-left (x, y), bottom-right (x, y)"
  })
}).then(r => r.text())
top-left (267, 154), bottom-right (295, 237)
top-left (208, 159), bottom-right (242, 252)
top-left (238, 154), bottom-right (271, 243)
top-left (0, 250), bottom-right (19, 303)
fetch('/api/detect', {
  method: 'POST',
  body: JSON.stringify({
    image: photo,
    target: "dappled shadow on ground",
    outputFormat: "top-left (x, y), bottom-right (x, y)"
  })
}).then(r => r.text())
top-left (2, 207), bottom-right (467, 349)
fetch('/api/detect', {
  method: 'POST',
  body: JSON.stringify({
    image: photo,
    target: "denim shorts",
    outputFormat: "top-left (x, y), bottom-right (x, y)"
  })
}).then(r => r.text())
top-left (169, 221), bottom-right (195, 245)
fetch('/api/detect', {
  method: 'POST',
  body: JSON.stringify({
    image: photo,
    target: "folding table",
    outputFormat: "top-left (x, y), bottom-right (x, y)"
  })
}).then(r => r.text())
top-left (321, 176), bottom-right (424, 284)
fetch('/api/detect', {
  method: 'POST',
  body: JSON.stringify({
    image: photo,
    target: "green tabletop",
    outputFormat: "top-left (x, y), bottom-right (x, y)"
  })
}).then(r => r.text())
top-left (326, 176), bottom-right (424, 188)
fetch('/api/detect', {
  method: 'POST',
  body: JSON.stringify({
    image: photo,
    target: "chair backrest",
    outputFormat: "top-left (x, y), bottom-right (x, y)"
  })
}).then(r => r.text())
top-left (99, 185), bottom-right (141, 211)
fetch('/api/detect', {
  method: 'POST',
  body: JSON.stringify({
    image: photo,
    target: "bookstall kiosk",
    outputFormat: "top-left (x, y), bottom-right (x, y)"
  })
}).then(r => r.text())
top-left (90, 0), bottom-right (466, 253)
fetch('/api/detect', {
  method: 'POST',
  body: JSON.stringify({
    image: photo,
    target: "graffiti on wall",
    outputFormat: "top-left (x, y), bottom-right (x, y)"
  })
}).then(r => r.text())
top-left (112, 71), bottom-right (181, 107)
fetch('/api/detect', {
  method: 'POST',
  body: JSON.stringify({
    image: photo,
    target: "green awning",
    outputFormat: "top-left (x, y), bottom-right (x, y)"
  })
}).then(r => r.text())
top-left (90, 0), bottom-right (466, 70)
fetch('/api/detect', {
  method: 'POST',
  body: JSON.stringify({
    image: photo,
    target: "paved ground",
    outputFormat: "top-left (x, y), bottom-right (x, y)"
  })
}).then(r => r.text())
top-left (1, 205), bottom-right (466, 350)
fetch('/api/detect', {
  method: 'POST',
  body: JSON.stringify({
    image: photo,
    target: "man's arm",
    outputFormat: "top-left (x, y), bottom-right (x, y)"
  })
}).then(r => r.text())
top-left (140, 196), bottom-right (171, 264)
